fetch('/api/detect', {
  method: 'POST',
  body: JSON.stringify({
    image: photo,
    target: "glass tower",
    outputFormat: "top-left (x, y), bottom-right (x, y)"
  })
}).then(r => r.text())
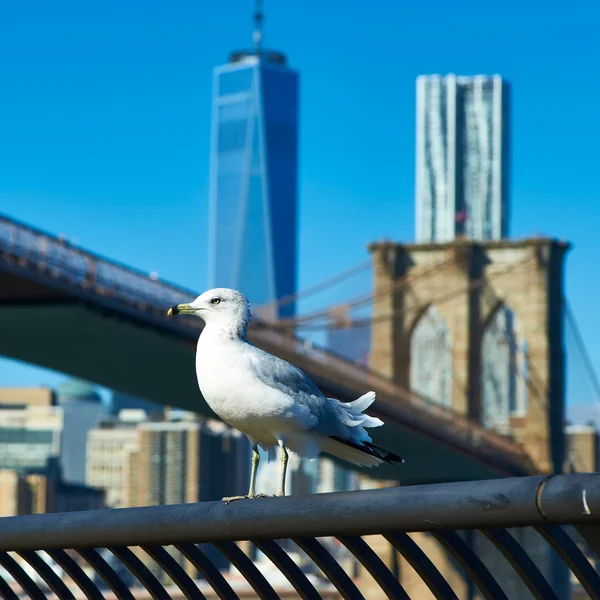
top-left (208, 12), bottom-right (299, 319)
top-left (415, 74), bottom-right (510, 243)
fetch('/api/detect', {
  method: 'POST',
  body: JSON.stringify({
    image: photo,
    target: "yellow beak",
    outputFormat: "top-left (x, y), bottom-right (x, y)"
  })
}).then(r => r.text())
top-left (167, 303), bottom-right (194, 316)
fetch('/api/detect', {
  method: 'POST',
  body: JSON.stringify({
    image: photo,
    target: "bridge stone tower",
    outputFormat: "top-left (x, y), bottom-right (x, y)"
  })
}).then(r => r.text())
top-left (369, 237), bottom-right (570, 474)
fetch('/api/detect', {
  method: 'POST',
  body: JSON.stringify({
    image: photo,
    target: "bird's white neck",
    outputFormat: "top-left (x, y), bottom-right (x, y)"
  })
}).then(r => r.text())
top-left (200, 317), bottom-right (249, 342)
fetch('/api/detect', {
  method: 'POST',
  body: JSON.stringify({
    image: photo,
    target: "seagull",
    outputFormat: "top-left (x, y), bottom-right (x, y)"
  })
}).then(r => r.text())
top-left (168, 288), bottom-right (403, 503)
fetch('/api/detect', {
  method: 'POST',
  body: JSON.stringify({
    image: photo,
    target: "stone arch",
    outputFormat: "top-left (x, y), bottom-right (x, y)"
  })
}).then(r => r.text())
top-left (481, 304), bottom-right (528, 432)
top-left (410, 305), bottom-right (453, 407)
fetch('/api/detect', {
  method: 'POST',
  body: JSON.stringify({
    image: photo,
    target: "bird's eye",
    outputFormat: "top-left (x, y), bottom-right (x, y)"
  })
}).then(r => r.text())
top-left (211, 298), bottom-right (221, 305)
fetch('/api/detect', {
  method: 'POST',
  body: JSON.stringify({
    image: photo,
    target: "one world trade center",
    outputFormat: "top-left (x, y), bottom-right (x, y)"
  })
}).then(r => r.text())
top-left (208, 1), bottom-right (299, 319)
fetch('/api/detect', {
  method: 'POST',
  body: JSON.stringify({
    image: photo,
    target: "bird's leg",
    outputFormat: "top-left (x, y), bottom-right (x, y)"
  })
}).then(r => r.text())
top-left (277, 441), bottom-right (288, 497)
top-left (247, 445), bottom-right (261, 498)
top-left (222, 445), bottom-right (269, 504)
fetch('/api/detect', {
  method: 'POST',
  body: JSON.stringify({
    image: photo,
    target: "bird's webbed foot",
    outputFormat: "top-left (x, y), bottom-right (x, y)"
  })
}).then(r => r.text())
top-left (221, 495), bottom-right (248, 504)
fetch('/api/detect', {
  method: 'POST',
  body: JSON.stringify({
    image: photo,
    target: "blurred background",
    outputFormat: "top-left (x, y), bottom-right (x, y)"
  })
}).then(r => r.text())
top-left (0, 1), bottom-right (599, 596)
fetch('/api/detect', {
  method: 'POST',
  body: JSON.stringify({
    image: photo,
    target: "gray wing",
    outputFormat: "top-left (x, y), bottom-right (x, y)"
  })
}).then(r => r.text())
top-left (247, 346), bottom-right (341, 434)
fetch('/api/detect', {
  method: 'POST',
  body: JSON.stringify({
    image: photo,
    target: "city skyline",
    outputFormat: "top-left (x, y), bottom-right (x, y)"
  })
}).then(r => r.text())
top-left (0, 3), bottom-right (598, 593)
top-left (208, 16), bottom-right (299, 318)
top-left (415, 74), bottom-right (510, 243)
top-left (0, 1), bottom-right (598, 422)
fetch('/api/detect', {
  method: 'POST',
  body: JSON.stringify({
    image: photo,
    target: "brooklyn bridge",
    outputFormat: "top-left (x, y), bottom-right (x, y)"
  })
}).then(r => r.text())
top-left (1, 212), bottom-right (594, 483)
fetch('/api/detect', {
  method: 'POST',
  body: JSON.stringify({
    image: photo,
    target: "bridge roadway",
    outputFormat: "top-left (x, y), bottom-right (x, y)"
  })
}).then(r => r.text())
top-left (0, 214), bottom-right (535, 483)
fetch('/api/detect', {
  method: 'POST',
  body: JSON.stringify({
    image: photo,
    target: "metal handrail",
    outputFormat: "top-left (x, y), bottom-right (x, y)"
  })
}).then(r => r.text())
top-left (0, 212), bottom-right (530, 472)
top-left (0, 473), bottom-right (598, 551)
top-left (1, 474), bottom-right (599, 600)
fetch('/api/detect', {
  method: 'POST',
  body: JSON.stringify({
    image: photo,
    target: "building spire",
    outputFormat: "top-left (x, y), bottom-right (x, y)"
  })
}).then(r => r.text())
top-left (228, 0), bottom-right (285, 66)
top-left (253, 0), bottom-right (263, 53)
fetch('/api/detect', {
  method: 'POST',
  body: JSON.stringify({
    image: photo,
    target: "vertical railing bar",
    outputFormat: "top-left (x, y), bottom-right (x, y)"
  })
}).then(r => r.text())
top-left (141, 545), bottom-right (206, 600)
top-left (253, 539), bottom-right (322, 600)
top-left (575, 524), bottom-right (600, 560)
top-left (480, 529), bottom-right (559, 600)
top-left (175, 543), bottom-right (239, 600)
top-left (0, 573), bottom-right (20, 600)
top-left (338, 535), bottom-right (410, 599)
top-left (0, 552), bottom-right (46, 600)
top-left (535, 525), bottom-right (600, 600)
top-left (108, 546), bottom-right (171, 600)
top-left (46, 549), bottom-right (105, 600)
top-left (18, 550), bottom-right (77, 600)
top-left (76, 547), bottom-right (137, 600)
top-left (385, 532), bottom-right (458, 600)
top-left (293, 537), bottom-right (365, 600)
top-left (432, 530), bottom-right (509, 600)
top-left (214, 541), bottom-right (279, 600)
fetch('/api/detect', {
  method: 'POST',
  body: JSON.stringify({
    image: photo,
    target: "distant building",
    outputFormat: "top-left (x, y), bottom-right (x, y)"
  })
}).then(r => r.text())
top-left (125, 415), bottom-right (201, 507)
top-left (86, 410), bottom-right (146, 508)
top-left (0, 387), bottom-right (103, 516)
top-left (0, 470), bottom-right (29, 516)
top-left (208, 2), bottom-right (299, 319)
top-left (0, 387), bottom-right (54, 407)
top-left (415, 74), bottom-right (510, 243)
top-left (124, 413), bottom-right (250, 507)
top-left (566, 424), bottom-right (599, 472)
top-left (0, 383), bottom-right (108, 486)
top-left (56, 380), bottom-right (105, 485)
top-left (0, 390), bottom-right (62, 472)
top-left (0, 466), bottom-right (104, 517)
top-left (87, 409), bottom-right (250, 508)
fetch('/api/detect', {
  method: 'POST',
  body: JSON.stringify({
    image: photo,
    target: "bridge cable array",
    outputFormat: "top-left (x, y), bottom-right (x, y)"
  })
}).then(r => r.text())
top-left (270, 257), bottom-right (456, 329)
top-left (564, 299), bottom-right (600, 407)
top-left (284, 257), bottom-right (535, 332)
top-left (264, 258), bottom-right (372, 310)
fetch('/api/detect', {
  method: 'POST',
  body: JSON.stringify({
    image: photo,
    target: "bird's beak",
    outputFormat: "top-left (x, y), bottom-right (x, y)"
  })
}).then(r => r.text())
top-left (167, 303), bottom-right (195, 316)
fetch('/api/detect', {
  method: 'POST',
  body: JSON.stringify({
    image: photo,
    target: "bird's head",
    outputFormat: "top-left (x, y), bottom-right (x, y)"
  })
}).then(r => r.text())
top-left (167, 288), bottom-right (251, 337)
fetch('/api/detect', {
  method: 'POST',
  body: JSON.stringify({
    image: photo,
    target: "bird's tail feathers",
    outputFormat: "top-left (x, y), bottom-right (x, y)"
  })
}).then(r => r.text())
top-left (349, 391), bottom-right (376, 413)
top-left (329, 391), bottom-right (383, 430)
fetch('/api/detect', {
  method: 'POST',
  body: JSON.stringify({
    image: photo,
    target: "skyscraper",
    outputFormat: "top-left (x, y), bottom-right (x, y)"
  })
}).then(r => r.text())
top-left (415, 74), bottom-right (510, 243)
top-left (208, 1), bottom-right (299, 319)
top-left (55, 380), bottom-right (104, 484)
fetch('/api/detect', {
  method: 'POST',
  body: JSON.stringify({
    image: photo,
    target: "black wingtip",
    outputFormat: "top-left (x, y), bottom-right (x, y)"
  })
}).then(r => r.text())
top-left (330, 436), bottom-right (405, 465)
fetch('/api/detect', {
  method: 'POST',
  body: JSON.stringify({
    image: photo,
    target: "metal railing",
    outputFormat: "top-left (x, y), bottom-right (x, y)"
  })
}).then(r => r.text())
top-left (0, 212), bottom-right (531, 474)
top-left (0, 474), bottom-right (599, 598)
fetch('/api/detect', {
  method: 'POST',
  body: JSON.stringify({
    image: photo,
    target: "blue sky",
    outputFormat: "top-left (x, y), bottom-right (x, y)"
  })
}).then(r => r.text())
top-left (0, 1), bottom-right (599, 419)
